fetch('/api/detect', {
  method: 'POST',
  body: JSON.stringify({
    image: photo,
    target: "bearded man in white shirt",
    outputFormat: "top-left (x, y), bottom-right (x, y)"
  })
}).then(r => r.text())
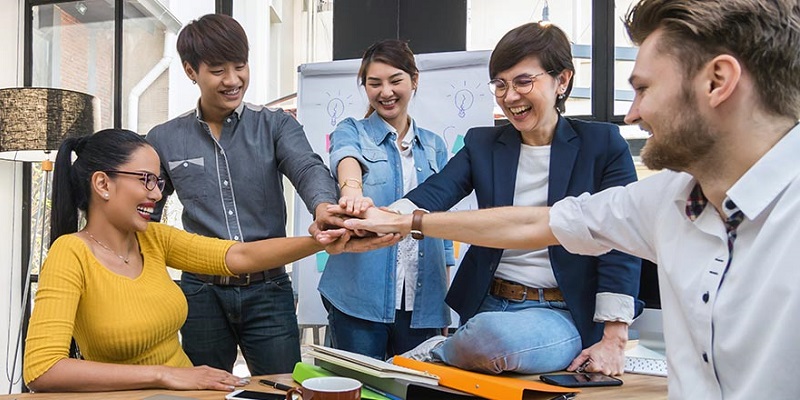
top-left (321, 0), bottom-right (800, 398)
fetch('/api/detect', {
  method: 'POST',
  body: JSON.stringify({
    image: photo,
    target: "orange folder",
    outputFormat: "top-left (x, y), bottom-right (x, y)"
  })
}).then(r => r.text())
top-left (393, 357), bottom-right (579, 400)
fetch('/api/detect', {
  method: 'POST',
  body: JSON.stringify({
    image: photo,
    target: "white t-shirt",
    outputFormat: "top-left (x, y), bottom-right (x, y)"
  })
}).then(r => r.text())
top-left (495, 143), bottom-right (557, 288)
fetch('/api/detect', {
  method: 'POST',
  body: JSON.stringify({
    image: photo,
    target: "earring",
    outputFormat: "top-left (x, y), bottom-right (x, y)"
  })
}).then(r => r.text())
top-left (103, 193), bottom-right (109, 199)
top-left (191, 80), bottom-right (197, 85)
top-left (557, 93), bottom-right (566, 100)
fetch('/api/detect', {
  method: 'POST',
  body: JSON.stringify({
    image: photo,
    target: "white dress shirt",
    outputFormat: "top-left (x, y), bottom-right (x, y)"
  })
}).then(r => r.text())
top-left (550, 124), bottom-right (800, 399)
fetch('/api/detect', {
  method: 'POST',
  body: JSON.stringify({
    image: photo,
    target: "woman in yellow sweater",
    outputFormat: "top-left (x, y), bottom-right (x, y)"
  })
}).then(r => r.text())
top-left (23, 129), bottom-right (394, 393)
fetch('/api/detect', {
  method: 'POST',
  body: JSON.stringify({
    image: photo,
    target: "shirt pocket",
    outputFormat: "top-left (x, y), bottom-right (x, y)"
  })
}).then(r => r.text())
top-left (167, 157), bottom-right (208, 200)
top-left (361, 148), bottom-right (389, 185)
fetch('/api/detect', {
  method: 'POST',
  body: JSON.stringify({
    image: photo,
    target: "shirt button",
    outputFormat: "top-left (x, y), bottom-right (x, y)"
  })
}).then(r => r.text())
top-left (416, 167), bottom-right (422, 172)
top-left (702, 292), bottom-right (710, 303)
top-left (220, 149), bottom-right (225, 155)
top-left (702, 352), bottom-right (709, 363)
top-left (417, 282), bottom-right (422, 287)
top-left (418, 251), bottom-right (424, 257)
top-left (183, 162), bottom-right (188, 167)
top-left (228, 210), bottom-right (234, 215)
top-left (234, 235), bottom-right (239, 240)
top-left (223, 180), bottom-right (229, 186)
top-left (226, 118), bottom-right (231, 123)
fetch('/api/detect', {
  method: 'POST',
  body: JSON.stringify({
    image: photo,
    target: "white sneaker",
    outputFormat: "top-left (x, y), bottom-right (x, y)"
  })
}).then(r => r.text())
top-left (390, 335), bottom-right (447, 363)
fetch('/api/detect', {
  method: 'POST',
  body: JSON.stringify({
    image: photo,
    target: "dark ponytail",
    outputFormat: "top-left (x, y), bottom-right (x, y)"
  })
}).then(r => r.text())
top-left (49, 129), bottom-right (150, 244)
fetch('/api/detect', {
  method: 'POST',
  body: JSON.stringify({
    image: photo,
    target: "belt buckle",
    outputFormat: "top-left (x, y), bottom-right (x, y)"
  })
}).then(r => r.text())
top-left (507, 284), bottom-right (527, 303)
top-left (242, 274), bottom-right (251, 286)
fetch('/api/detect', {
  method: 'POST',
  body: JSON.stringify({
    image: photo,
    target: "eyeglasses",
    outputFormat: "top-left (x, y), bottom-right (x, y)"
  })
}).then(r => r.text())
top-left (488, 71), bottom-right (553, 98)
top-left (104, 170), bottom-right (165, 192)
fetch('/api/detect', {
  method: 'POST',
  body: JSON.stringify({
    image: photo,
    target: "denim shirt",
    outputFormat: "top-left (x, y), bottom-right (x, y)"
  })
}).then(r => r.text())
top-left (319, 112), bottom-right (455, 328)
top-left (147, 101), bottom-right (338, 242)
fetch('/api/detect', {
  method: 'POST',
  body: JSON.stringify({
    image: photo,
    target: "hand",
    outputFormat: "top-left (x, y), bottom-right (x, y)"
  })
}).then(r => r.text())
top-left (338, 195), bottom-right (374, 217)
top-left (327, 204), bottom-right (411, 236)
top-left (567, 322), bottom-right (627, 376)
top-left (313, 202), bottom-right (346, 232)
top-left (316, 228), bottom-right (401, 254)
top-left (158, 365), bottom-right (248, 391)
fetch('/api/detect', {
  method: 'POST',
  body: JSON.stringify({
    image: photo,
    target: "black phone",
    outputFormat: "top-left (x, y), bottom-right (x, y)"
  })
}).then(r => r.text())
top-left (225, 389), bottom-right (285, 400)
top-left (540, 373), bottom-right (623, 388)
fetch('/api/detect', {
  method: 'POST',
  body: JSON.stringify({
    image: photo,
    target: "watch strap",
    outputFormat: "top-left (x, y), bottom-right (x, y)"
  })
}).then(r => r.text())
top-left (411, 209), bottom-right (426, 240)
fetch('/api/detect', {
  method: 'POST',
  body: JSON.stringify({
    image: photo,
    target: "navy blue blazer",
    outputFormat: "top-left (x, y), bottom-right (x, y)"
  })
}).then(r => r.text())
top-left (405, 116), bottom-right (643, 348)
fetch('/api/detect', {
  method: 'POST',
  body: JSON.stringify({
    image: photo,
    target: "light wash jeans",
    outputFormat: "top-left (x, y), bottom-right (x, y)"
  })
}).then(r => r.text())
top-left (433, 292), bottom-right (582, 374)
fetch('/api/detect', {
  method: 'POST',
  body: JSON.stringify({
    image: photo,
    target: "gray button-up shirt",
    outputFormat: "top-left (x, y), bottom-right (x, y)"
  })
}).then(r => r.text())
top-left (147, 101), bottom-right (338, 242)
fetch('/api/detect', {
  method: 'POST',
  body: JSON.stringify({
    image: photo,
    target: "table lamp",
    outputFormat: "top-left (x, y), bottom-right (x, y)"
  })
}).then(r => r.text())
top-left (0, 87), bottom-right (98, 393)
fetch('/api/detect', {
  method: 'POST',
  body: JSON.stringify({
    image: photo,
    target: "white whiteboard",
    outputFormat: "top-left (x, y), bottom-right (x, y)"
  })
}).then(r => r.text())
top-left (293, 50), bottom-right (494, 326)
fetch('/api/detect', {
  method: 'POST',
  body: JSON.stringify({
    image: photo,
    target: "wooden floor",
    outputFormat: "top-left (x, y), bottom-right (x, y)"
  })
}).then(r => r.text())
top-left (0, 372), bottom-right (667, 399)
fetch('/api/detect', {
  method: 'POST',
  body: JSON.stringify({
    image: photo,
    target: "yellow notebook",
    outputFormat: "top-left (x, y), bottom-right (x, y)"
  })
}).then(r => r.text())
top-left (393, 357), bottom-right (578, 400)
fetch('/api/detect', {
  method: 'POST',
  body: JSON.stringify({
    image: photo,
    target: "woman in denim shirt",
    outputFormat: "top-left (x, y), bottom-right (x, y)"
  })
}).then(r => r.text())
top-left (318, 40), bottom-right (454, 360)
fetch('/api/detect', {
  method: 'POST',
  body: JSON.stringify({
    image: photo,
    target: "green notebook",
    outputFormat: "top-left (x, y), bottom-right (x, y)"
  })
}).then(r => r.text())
top-left (291, 362), bottom-right (392, 400)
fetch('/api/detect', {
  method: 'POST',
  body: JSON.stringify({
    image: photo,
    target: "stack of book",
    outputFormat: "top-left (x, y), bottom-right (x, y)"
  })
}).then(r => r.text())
top-left (294, 345), bottom-right (575, 400)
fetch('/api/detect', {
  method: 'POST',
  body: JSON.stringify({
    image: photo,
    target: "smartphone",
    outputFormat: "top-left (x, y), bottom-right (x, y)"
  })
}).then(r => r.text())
top-left (225, 389), bottom-right (285, 400)
top-left (540, 373), bottom-right (623, 388)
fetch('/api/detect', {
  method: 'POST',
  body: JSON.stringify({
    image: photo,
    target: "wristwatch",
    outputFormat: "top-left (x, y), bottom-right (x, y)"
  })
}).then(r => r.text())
top-left (411, 209), bottom-right (427, 240)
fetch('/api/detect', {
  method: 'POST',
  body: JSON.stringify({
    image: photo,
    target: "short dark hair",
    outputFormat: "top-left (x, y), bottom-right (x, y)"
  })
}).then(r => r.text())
top-left (50, 129), bottom-right (150, 244)
top-left (357, 39), bottom-right (419, 118)
top-left (489, 22), bottom-right (575, 113)
top-left (625, 0), bottom-right (800, 119)
top-left (177, 14), bottom-right (249, 72)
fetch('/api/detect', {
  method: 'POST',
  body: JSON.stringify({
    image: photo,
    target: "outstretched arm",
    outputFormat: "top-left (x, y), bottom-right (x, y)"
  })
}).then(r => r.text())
top-left (324, 205), bottom-right (559, 250)
top-left (28, 360), bottom-right (245, 392)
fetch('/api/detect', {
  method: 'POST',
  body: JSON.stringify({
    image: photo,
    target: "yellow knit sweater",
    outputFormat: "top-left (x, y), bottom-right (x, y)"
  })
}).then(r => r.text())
top-left (23, 223), bottom-right (235, 385)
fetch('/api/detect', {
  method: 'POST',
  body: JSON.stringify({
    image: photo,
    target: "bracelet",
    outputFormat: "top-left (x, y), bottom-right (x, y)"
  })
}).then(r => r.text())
top-left (339, 178), bottom-right (363, 190)
top-left (411, 209), bottom-right (427, 240)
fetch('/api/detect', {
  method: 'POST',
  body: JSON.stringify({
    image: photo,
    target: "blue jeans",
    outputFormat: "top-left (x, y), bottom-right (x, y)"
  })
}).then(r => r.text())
top-left (323, 297), bottom-right (440, 360)
top-left (179, 272), bottom-right (301, 375)
top-left (433, 293), bottom-right (581, 374)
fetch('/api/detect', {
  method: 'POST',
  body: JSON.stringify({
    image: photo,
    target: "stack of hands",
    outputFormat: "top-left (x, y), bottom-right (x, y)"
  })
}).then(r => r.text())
top-left (310, 196), bottom-right (410, 254)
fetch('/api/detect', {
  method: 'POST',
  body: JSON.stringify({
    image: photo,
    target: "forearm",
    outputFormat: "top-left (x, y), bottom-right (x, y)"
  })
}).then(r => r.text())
top-left (601, 321), bottom-right (629, 349)
top-left (226, 237), bottom-right (323, 273)
top-left (28, 359), bottom-right (163, 392)
top-left (350, 206), bottom-right (559, 249)
top-left (337, 157), bottom-right (364, 198)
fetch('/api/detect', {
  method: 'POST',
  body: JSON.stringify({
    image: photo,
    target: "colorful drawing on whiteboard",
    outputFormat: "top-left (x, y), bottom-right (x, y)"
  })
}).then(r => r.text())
top-left (326, 91), bottom-right (352, 126)
top-left (447, 81), bottom-right (484, 118)
top-left (443, 125), bottom-right (466, 155)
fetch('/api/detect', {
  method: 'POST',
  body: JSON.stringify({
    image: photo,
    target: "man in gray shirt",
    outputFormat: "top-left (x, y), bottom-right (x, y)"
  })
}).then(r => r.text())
top-left (147, 14), bottom-right (338, 375)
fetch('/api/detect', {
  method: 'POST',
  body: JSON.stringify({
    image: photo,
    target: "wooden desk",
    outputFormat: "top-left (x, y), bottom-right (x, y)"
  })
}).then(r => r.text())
top-left (0, 373), bottom-right (666, 399)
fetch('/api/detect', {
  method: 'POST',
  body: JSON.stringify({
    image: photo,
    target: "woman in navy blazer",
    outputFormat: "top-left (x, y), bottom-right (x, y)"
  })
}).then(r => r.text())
top-left (391, 22), bottom-right (642, 375)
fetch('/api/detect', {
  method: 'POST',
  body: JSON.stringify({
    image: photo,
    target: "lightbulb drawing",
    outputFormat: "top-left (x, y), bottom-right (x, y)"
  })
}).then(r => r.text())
top-left (454, 89), bottom-right (474, 118)
top-left (447, 81), bottom-right (483, 118)
top-left (327, 97), bottom-right (345, 126)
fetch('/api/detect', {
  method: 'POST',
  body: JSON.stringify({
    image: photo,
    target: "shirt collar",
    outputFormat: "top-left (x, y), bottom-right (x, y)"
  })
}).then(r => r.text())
top-left (194, 99), bottom-right (245, 121)
top-left (683, 122), bottom-right (800, 221)
top-left (367, 111), bottom-right (418, 148)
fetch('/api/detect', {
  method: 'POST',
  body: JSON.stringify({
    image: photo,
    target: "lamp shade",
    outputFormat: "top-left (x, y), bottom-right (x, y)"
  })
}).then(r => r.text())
top-left (0, 87), bottom-right (99, 162)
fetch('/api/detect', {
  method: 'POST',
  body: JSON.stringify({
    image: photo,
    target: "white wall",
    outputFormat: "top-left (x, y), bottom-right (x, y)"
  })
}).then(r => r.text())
top-left (0, 1), bottom-right (27, 394)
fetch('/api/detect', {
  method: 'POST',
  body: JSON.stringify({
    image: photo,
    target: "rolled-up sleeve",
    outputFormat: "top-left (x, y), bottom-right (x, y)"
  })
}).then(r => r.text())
top-left (329, 118), bottom-right (369, 179)
top-left (550, 193), bottom-right (615, 256)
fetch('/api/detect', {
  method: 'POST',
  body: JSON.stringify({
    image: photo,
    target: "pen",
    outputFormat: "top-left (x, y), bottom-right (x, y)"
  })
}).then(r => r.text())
top-left (576, 358), bottom-right (592, 373)
top-left (259, 378), bottom-right (293, 391)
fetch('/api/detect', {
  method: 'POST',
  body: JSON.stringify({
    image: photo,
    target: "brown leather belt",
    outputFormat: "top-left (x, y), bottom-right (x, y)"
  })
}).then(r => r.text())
top-left (490, 277), bottom-right (564, 302)
top-left (194, 266), bottom-right (286, 286)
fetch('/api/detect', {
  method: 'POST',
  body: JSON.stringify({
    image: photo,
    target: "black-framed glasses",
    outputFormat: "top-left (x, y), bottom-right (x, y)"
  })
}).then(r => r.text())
top-left (488, 70), bottom-right (553, 98)
top-left (104, 170), bottom-right (165, 192)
